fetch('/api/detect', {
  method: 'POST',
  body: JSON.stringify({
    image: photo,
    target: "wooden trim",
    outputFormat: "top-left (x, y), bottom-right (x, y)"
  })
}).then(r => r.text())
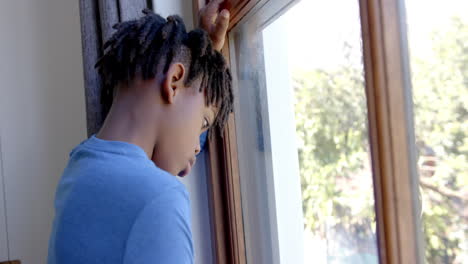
top-left (359, 0), bottom-right (424, 263)
top-left (204, 57), bottom-right (246, 264)
top-left (193, 1), bottom-right (247, 263)
top-left (205, 111), bottom-right (245, 264)
top-left (192, 0), bottom-right (205, 27)
top-left (0, 261), bottom-right (20, 264)
top-left (226, 0), bottom-right (264, 31)
top-left (194, 0), bottom-right (264, 31)
top-left (205, 135), bottom-right (227, 263)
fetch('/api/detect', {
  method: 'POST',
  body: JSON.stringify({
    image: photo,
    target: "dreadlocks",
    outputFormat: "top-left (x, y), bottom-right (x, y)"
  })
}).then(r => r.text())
top-left (95, 8), bottom-right (233, 134)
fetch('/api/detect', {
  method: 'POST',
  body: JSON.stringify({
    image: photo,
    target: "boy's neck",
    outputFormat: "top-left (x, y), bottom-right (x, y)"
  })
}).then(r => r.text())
top-left (96, 86), bottom-right (160, 159)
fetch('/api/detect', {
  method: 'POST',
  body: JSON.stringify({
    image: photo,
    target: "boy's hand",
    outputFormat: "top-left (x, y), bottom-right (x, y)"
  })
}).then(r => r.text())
top-left (198, 0), bottom-right (231, 51)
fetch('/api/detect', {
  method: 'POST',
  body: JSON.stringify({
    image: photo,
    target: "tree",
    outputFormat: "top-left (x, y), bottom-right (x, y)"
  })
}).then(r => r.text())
top-left (411, 16), bottom-right (468, 264)
top-left (293, 16), bottom-right (467, 263)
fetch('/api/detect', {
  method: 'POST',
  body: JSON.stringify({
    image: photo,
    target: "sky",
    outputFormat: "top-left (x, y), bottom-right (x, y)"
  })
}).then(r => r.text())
top-left (269, 0), bottom-right (468, 70)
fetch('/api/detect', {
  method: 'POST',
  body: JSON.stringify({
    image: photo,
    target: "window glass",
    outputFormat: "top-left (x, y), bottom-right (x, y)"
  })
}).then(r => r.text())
top-left (405, 0), bottom-right (468, 262)
top-left (229, 0), bottom-right (379, 262)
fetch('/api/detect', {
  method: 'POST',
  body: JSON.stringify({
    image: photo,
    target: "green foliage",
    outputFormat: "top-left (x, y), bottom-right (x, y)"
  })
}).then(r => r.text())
top-left (411, 16), bottom-right (468, 264)
top-left (293, 62), bottom-right (377, 258)
top-left (293, 16), bottom-right (467, 263)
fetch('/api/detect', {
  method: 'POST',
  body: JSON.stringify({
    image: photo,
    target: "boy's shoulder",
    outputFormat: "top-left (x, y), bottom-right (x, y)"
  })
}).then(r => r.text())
top-left (49, 137), bottom-right (191, 264)
top-left (57, 136), bottom-right (188, 211)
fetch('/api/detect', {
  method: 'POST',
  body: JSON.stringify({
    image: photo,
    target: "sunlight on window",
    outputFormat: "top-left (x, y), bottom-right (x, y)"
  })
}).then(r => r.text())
top-left (265, 0), bottom-right (378, 263)
top-left (406, 0), bottom-right (468, 263)
top-left (231, 0), bottom-right (466, 262)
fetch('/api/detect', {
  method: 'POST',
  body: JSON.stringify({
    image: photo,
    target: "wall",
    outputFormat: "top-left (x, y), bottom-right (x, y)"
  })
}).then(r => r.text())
top-left (0, 0), bottom-right (87, 262)
top-left (153, 0), bottom-right (195, 29)
top-left (0, 138), bottom-right (7, 263)
top-left (0, 0), bottom-right (212, 263)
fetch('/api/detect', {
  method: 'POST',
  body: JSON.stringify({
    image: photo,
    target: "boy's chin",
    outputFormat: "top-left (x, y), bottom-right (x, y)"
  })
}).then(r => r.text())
top-left (178, 170), bottom-right (189, 177)
top-left (177, 161), bottom-right (195, 177)
top-left (177, 163), bottom-right (192, 177)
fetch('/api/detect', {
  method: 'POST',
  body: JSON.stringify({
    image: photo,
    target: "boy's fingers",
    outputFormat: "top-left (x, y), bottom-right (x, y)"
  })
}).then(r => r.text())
top-left (212, 9), bottom-right (230, 50)
top-left (201, 0), bottom-right (224, 24)
top-left (206, 0), bottom-right (224, 11)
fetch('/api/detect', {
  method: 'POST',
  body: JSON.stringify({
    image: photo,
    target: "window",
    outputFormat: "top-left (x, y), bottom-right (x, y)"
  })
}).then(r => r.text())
top-left (405, 0), bottom-right (468, 262)
top-left (194, 0), bottom-right (468, 263)
top-left (229, 0), bottom-right (378, 263)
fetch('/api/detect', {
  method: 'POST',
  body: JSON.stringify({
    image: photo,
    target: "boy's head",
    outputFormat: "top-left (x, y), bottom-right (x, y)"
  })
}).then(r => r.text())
top-left (95, 9), bottom-right (233, 176)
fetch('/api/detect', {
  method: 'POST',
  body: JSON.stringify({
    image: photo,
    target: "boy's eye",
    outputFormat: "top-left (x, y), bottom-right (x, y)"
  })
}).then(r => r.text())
top-left (202, 118), bottom-right (210, 129)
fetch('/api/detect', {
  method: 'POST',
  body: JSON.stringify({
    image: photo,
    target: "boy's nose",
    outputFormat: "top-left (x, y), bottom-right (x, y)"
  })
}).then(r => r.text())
top-left (195, 143), bottom-right (201, 155)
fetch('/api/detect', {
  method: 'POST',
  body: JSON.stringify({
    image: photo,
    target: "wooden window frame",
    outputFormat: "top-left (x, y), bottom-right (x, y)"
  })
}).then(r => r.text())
top-left (0, 261), bottom-right (20, 264)
top-left (359, 0), bottom-right (424, 262)
top-left (192, 2), bottom-right (250, 263)
top-left (195, 0), bottom-right (424, 263)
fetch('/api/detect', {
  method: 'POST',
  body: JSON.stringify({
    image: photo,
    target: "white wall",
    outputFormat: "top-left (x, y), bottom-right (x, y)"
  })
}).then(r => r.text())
top-left (0, 138), bottom-right (8, 263)
top-left (0, 0), bottom-right (212, 263)
top-left (0, 0), bottom-right (87, 262)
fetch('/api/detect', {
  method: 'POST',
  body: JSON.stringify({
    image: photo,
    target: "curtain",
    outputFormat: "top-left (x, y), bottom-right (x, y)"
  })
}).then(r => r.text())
top-left (79, 0), bottom-right (149, 136)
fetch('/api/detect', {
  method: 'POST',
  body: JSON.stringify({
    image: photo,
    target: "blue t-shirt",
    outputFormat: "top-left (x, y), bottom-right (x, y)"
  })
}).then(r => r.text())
top-left (47, 135), bottom-right (194, 264)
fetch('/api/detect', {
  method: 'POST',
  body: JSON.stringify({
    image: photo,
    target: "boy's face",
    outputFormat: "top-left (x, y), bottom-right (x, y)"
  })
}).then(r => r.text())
top-left (151, 63), bottom-right (217, 177)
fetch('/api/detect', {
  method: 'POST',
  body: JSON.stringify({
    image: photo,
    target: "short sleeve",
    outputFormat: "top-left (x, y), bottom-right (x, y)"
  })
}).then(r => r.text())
top-left (123, 186), bottom-right (194, 264)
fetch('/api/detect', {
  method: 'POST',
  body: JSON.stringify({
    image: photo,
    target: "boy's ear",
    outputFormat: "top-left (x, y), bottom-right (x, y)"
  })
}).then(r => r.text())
top-left (161, 62), bottom-right (186, 104)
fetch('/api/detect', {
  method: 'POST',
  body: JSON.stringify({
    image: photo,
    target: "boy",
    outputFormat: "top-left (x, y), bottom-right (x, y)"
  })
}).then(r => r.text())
top-left (47, 1), bottom-right (232, 263)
